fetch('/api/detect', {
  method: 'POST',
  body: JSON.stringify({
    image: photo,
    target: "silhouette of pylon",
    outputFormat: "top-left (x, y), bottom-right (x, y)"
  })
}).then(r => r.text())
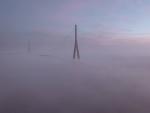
top-left (27, 39), bottom-right (31, 53)
top-left (73, 24), bottom-right (80, 59)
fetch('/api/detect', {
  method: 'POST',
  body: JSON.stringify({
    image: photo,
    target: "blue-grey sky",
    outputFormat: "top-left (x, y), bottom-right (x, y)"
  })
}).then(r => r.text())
top-left (1, 0), bottom-right (150, 37)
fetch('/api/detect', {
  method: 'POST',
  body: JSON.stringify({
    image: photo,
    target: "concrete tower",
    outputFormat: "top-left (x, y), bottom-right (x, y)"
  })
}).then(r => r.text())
top-left (73, 24), bottom-right (80, 59)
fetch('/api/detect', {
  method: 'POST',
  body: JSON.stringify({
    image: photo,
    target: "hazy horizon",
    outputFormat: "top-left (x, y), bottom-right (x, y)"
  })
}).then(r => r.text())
top-left (1, 0), bottom-right (150, 113)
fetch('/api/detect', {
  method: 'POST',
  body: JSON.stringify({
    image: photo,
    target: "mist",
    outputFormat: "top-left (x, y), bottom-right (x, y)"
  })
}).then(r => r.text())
top-left (0, 31), bottom-right (150, 113)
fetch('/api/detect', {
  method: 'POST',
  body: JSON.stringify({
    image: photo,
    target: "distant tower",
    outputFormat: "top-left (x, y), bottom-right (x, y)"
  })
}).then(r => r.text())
top-left (27, 39), bottom-right (31, 53)
top-left (73, 24), bottom-right (80, 59)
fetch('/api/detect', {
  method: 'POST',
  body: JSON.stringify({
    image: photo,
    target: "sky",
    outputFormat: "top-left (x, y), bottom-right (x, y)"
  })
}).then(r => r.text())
top-left (0, 0), bottom-right (150, 38)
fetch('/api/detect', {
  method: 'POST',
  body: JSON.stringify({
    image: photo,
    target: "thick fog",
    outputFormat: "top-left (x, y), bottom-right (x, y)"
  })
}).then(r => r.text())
top-left (0, 32), bottom-right (150, 113)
